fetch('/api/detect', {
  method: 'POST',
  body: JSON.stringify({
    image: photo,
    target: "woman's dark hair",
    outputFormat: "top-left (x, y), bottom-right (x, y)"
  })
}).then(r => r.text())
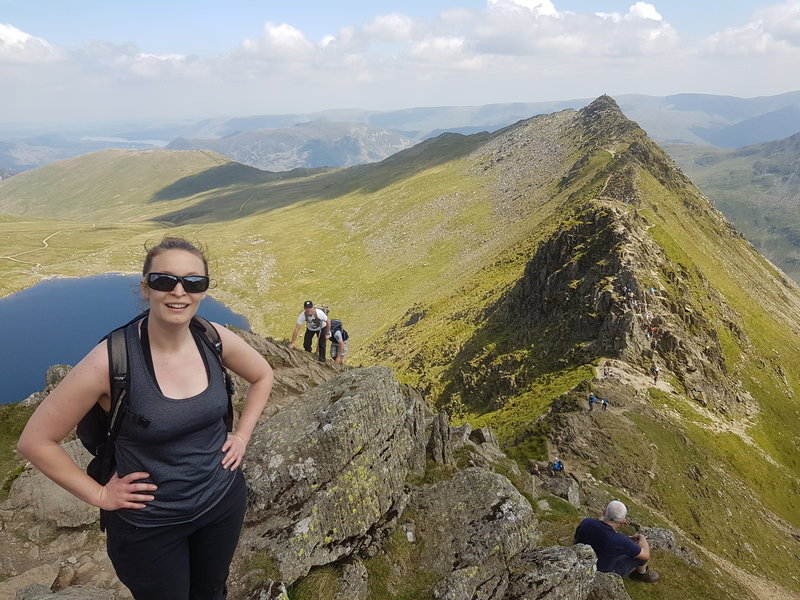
top-left (142, 237), bottom-right (209, 276)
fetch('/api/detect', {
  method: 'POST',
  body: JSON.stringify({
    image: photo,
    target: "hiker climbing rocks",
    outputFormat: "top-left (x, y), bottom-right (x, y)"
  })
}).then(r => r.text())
top-left (328, 318), bottom-right (349, 365)
top-left (548, 458), bottom-right (564, 477)
top-left (575, 500), bottom-right (660, 583)
top-left (289, 300), bottom-right (330, 362)
top-left (17, 237), bottom-right (275, 599)
top-left (601, 397), bottom-right (609, 411)
top-left (529, 461), bottom-right (546, 481)
top-left (652, 364), bottom-right (660, 384)
top-left (588, 392), bottom-right (598, 411)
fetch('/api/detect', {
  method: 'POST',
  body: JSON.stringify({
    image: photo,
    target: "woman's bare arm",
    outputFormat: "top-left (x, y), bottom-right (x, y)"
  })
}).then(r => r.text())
top-left (17, 342), bottom-right (157, 510)
top-left (215, 325), bottom-right (274, 470)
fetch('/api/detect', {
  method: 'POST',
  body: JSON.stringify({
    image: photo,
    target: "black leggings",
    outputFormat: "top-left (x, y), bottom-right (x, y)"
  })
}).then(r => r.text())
top-left (106, 470), bottom-right (247, 600)
top-left (303, 327), bottom-right (326, 359)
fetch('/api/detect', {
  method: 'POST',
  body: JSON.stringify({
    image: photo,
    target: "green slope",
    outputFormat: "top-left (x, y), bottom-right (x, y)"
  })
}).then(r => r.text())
top-left (0, 148), bottom-right (291, 223)
top-left (664, 134), bottom-right (800, 283)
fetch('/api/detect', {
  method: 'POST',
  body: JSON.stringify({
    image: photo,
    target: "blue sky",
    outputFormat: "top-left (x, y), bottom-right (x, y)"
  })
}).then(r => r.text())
top-left (1, 1), bottom-right (773, 50)
top-left (1, 0), bottom-right (798, 123)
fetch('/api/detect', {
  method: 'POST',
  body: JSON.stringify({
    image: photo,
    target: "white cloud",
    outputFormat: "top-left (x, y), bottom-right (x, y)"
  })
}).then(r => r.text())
top-left (0, 3), bottom-right (797, 124)
top-left (705, 0), bottom-right (800, 54)
top-left (487, 0), bottom-right (557, 17)
top-left (758, 0), bottom-right (800, 45)
top-left (470, 3), bottom-right (677, 58)
top-left (0, 22), bottom-right (62, 63)
top-left (241, 22), bottom-right (317, 60)
top-left (410, 36), bottom-right (466, 62)
top-left (625, 2), bottom-right (663, 22)
top-left (363, 13), bottom-right (416, 42)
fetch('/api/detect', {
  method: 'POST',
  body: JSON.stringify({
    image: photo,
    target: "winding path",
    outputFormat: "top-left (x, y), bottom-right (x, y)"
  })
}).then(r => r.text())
top-left (0, 229), bottom-right (67, 267)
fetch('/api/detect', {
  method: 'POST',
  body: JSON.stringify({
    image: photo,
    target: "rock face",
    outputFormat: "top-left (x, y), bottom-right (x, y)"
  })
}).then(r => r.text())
top-left (640, 526), bottom-right (700, 566)
top-left (505, 544), bottom-right (597, 600)
top-left (6, 441), bottom-right (97, 527)
top-left (15, 583), bottom-right (117, 599)
top-left (21, 365), bottom-right (72, 407)
top-left (410, 467), bottom-right (537, 599)
top-left (586, 571), bottom-right (631, 600)
top-left (240, 366), bottom-right (431, 581)
top-left (0, 565), bottom-right (59, 600)
top-left (226, 328), bottom-right (342, 410)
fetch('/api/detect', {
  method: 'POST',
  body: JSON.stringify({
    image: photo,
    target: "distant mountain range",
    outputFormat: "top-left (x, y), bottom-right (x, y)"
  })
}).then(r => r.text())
top-left (3, 91), bottom-right (800, 173)
top-left (167, 121), bottom-right (415, 171)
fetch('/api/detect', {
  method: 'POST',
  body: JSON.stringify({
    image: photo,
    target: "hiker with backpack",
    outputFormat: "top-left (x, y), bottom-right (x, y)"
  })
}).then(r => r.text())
top-left (328, 318), bottom-right (349, 365)
top-left (289, 300), bottom-right (330, 362)
top-left (17, 237), bottom-right (275, 600)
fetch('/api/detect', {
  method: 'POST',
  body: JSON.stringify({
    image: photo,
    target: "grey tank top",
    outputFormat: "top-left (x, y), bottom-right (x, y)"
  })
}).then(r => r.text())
top-left (113, 322), bottom-right (235, 527)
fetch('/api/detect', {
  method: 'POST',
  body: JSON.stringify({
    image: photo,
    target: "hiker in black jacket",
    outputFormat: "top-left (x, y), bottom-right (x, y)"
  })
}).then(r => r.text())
top-left (18, 237), bottom-right (274, 600)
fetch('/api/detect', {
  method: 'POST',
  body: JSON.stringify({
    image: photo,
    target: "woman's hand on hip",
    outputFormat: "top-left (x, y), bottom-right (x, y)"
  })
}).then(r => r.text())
top-left (221, 433), bottom-right (248, 471)
top-left (98, 472), bottom-right (157, 511)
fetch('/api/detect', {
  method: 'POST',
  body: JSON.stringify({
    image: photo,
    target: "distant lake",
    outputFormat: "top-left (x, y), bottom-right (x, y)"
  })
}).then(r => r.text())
top-left (0, 274), bottom-right (249, 405)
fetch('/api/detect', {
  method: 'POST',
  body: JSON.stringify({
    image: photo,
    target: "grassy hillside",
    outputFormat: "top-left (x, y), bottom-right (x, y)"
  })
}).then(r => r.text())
top-left (664, 134), bottom-right (800, 283)
top-left (1, 97), bottom-right (800, 599)
top-left (0, 148), bottom-right (291, 223)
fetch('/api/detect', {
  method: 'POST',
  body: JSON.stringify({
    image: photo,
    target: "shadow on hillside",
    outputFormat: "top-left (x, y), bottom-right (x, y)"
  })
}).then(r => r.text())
top-left (151, 131), bottom-right (493, 224)
top-left (149, 163), bottom-right (315, 203)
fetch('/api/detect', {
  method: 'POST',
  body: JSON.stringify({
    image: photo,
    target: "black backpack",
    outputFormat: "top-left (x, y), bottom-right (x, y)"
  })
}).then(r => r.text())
top-left (77, 310), bottom-right (235, 504)
top-left (329, 319), bottom-right (348, 342)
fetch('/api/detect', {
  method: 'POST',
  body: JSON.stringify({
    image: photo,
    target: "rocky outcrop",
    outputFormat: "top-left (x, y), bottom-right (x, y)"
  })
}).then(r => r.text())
top-left (15, 583), bottom-right (116, 599)
top-left (332, 558), bottom-right (369, 600)
top-left (21, 365), bottom-right (72, 407)
top-left (410, 467), bottom-right (537, 598)
top-left (505, 544), bottom-right (597, 599)
top-left (0, 565), bottom-right (60, 600)
top-left (239, 366), bottom-right (431, 581)
top-left (540, 474), bottom-right (582, 508)
top-left (6, 441), bottom-right (97, 528)
top-left (226, 327), bottom-right (342, 410)
top-left (586, 571), bottom-right (631, 600)
top-left (427, 410), bottom-right (455, 466)
top-left (640, 526), bottom-right (700, 566)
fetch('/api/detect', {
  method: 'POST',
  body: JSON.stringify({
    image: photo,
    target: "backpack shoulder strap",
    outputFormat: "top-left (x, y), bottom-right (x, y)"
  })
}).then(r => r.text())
top-left (191, 315), bottom-right (222, 354)
top-left (98, 326), bottom-right (130, 485)
top-left (190, 316), bottom-right (235, 432)
top-left (106, 327), bottom-right (129, 432)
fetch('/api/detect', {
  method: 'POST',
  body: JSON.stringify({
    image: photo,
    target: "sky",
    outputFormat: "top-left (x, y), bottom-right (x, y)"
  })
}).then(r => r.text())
top-left (1, 0), bottom-right (799, 125)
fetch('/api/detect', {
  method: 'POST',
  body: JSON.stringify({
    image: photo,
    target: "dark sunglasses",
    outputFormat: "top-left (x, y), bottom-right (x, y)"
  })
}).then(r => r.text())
top-left (146, 272), bottom-right (210, 293)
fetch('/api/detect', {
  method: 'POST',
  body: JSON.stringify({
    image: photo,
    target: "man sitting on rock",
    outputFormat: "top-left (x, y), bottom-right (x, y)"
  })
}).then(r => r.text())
top-left (574, 500), bottom-right (660, 583)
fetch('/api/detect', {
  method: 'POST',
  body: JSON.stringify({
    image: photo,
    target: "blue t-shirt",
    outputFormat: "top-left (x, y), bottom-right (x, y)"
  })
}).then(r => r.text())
top-left (574, 518), bottom-right (642, 575)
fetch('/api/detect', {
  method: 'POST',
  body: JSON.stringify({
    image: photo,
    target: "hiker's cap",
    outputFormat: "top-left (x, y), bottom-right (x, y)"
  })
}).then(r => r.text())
top-left (304, 300), bottom-right (314, 308)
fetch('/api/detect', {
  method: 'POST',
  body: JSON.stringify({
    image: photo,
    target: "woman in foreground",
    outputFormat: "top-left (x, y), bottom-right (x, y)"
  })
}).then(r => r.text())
top-left (18, 237), bottom-right (274, 600)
